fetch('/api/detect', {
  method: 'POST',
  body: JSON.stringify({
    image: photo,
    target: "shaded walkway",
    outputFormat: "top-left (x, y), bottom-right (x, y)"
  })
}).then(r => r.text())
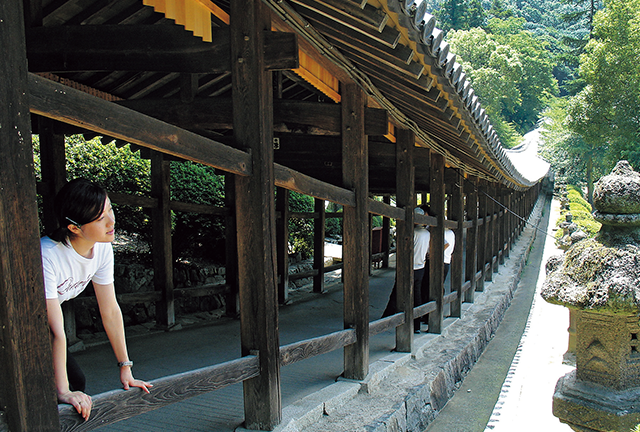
top-left (74, 266), bottom-right (398, 431)
top-left (73, 199), bottom-right (550, 432)
top-left (426, 198), bottom-right (573, 432)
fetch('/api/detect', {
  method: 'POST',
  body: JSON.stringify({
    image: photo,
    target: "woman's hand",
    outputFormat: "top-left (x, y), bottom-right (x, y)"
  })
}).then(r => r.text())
top-left (58, 390), bottom-right (92, 421)
top-left (120, 367), bottom-right (153, 393)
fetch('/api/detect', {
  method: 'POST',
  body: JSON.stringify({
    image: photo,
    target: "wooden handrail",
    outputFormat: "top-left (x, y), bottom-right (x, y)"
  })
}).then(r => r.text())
top-left (58, 355), bottom-right (259, 431)
top-left (280, 329), bottom-right (357, 367)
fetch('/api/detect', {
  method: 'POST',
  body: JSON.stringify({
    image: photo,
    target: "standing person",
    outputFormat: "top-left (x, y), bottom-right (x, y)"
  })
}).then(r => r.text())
top-left (419, 205), bottom-right (452, 310)
top-left (42, 178), bottom-right (152, 421)
top-left (381, 207), bottom-right (430, 333)
top-left (443, 227), bottom-right (456, 282)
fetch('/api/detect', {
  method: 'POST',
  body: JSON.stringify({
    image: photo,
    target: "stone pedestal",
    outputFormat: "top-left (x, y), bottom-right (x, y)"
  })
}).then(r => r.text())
top-left (553, 370), bottom-right (640, 432)
top-left (543, 161), bottom-right (640, 432)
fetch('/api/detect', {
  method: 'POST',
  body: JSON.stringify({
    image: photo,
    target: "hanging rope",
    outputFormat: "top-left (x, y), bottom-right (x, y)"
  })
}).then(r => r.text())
top-left (453, 170), bottom-right (557, 241)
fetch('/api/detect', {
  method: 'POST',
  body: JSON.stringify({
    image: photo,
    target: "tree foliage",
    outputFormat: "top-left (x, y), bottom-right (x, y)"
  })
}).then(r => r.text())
top-left (447, 18), bottom-right (558, 146)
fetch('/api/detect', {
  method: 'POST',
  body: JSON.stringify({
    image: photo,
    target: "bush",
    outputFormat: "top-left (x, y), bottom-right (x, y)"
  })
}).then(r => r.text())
top-left (557, 184), bottom-right (601, 238)
top-left (170, 161), bottom-right (226, 262)
top-left (288, 191), bottom-right (315, 258)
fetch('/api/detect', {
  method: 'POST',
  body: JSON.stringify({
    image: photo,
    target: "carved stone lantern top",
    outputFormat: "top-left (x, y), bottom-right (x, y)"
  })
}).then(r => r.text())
top-left (542, 161), bottom-right (640, 314)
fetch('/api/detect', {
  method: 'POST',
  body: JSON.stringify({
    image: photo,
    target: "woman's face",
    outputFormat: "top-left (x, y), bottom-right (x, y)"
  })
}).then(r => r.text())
top-left (75, 196), bottom-right (116, 243)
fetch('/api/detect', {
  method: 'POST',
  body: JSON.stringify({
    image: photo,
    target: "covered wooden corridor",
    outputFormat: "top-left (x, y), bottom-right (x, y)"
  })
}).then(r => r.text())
top-left (1, 0), bottom-right (548, 430)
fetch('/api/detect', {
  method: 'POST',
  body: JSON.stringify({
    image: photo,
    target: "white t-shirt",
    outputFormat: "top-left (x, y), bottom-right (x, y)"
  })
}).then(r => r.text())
top-left (444, 229), bottom-right (456, 264)
top-left (413, 226), bottom-right (431, 270)
top-left (41, 236), bottom-right (114, 303)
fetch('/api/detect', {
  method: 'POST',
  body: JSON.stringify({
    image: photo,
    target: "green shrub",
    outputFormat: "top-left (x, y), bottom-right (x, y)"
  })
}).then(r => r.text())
top-left (567, 186), bottom-right (592, 212)
top-left (288, 191), bottom-right (315, 258)
top-left (557, 185), bottom-right (601, 238)
top-left (170, 161), bottom-right (226, 262)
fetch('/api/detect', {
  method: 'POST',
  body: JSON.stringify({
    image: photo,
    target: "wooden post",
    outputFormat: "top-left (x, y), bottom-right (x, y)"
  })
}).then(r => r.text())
top-left (276, 188), bottom-right (290, 304)
top-left (230, 0), bottom-right (281, 426)
top-left (151, 151), bottom-right (175, 329)
top-left (313, 198), bottom-right (326, 293)
top-left (498, 187), bottom-right (506, 265)
top-left (428, 152), bottom-right (445, 334)
top-left (485, 182), bottom-right (495, 280)
top-left (382, 195), bottom-right (391, 268)
top-left (224, 174), bottom-right (239, 317)
top-left (395, 129), bottom-right (415, 353)
top-left (38, 118), bottom-right (67, 232)
top-left (342, 83), bottom-right (369, 380)
top-left (449, 170), bottom-right (463, 317)
top-left (476, 180), bottom-right (487, 291)
top-left (0, 1), bottom-right (59, 429)
top-left (505, 190), bottom-right (512, 258)
top-left (464, 176), bottom-right (478, 302)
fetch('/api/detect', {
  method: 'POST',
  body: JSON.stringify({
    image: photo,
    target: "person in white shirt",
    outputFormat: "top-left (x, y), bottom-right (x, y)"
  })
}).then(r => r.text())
top-left (381, 207), bottom-right (430, 333)
top-left (42, 178), bottom-right (152, 421)
top-left (443, 228), bottom-right (456, 280)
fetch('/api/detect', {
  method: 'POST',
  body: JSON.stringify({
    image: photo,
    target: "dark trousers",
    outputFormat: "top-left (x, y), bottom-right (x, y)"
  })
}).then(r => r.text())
top-left (382, 267), bottom-right (426, 331)
top-left (419, 261), bottom-right (450, 305)
top-left (67, 349), bottom-right (86, 392)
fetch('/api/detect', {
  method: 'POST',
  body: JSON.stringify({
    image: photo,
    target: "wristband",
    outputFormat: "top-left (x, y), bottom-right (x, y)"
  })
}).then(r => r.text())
top-left (117, 360), bottom-right (133, 368)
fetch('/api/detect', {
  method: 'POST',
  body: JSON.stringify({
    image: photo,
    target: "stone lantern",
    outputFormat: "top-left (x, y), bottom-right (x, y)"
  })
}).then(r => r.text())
top-left (542, 161), bottom-right (640, 432)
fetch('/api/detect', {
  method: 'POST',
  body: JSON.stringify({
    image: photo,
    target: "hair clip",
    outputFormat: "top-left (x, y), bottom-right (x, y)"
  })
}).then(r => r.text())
top-left (66, 217), bottom-right (82, 227)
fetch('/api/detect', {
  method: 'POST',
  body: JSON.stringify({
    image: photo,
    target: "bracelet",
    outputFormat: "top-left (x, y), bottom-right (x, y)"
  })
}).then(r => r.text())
top-left (117, 360), bottom-right (133, 368)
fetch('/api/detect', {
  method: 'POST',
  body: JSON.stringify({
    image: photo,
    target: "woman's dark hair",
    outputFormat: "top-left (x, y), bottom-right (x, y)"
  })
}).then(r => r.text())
top-left (50, 178), bottom-right (108, 245)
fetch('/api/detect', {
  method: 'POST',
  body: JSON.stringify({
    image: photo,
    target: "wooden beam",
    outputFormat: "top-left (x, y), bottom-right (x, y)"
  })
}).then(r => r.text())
top-left (427, 151), bottom-right (445, 334)
top-left (27, 25), bottom-right (298, 73)
top-left (28, 73), bottom-right (252, 176)
top-left (231, 0), bottom-right (282, 426)
top-left (341, 84), bottom-right (369, 380)
top-left (313, 198), bottom-right (326, 293)
top-left (116, 98), bottom-right (388, 136)
top-left (464, 176), bottom-right (478, 303)
top-left (58, 356), bottom-right (260, 431)
top-left (0, 1), bottom-right (59, 430)
top-left (290, 0), bottom-right (398, 46)
top-left (274, 163), bottom-right (355, 207)
top-left (151, 152), bottom-right (175, 329)
top-left (449, 169), bottom-right (464, 317)
top-left (276, 188), bottom-right (290, 304)
top-left (476, 179), bottom-right (487, 292)
top-left (394, 128), bottom-right (415, 353)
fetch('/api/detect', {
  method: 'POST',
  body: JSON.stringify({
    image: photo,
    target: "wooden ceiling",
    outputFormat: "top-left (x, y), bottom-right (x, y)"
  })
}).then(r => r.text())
top-left (25, 0), bottom-right (535, 193)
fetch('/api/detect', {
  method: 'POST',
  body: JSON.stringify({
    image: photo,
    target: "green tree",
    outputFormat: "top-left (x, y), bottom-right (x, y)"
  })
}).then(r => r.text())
top-left (565, 0), bottom-right (640, 188)
top-left (434, 0), bottom-right (486, 33)
top-left (540, 97), bottom-right (608, 203)
top-left (448, 19), bottom-right (558, 145)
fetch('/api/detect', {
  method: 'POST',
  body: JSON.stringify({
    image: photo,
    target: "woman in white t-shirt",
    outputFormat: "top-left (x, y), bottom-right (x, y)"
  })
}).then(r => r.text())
top-left (42, 179), bottom-right (152, 421)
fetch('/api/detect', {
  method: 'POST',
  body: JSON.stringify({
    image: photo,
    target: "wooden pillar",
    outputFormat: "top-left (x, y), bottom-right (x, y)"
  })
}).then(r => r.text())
top-left (505, 191), bottom-right (512, 257)
top-left (499, 188), bottom-right (505, 261)
top-left (342, 83), bottom-right (369, 380)
top-left (0, 1), bottom-right (59, 429)
top-left (230, 0), bottom-right (281, 426)
top-left (224, 174), bottom-right (239, 317)
top-left (276, 188), bottom-right (290, 304)
top-left (38, 118), bottom-right (66, 232)
top-left (381, 195), bottom-right (391, 268)
top-left (428, 152), bottom-right (445, 334)
top-left (485, 182), bottom-right (495, 280)
top-left (449, 170), bottom-right (463, 317)
top-left (476, 180), bottom-right (487, 291)
top-left (464, 176), bottom-right (478, 302)
top-left (395, 129), bottom-right (415, 353)
top-left (151, 151), bottom-right (175, 329)
top-left (313, 198), bottom-right (326, 293)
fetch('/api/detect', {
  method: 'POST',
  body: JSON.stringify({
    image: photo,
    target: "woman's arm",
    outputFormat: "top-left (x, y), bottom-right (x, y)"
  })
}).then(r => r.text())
top-left (93, 282), bottom-right (152, 393)
top-left (46, 299), bottom-right (93, 420)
